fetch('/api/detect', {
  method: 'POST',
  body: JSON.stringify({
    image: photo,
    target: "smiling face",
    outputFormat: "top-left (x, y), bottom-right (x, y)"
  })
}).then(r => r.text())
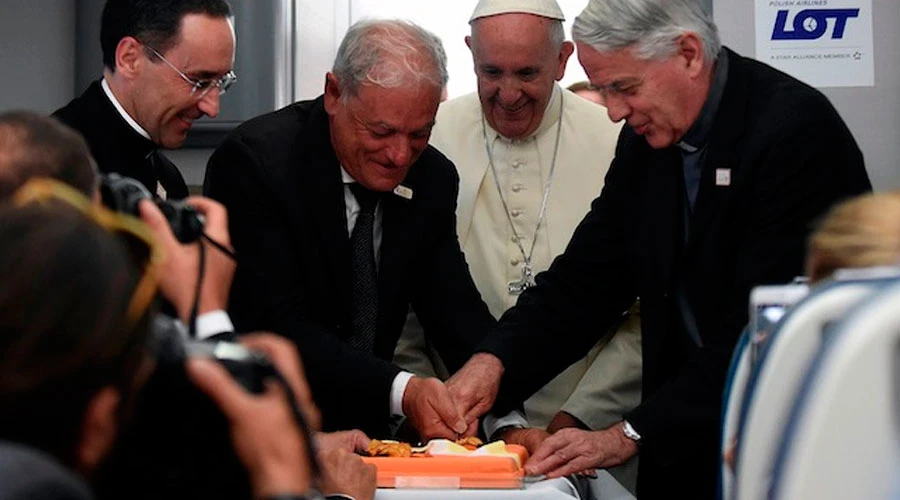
top-left (120, 13), bottom-right (236, 149)
top-left (467, 14), bottom-right (573, 140)
top-left (575, 34), bottom-right (711, 149)
top-left (324, 74), bottom-right (441, 192)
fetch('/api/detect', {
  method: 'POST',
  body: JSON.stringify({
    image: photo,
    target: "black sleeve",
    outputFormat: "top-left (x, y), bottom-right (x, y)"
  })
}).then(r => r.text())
top-left (625, 90), bottom-right (870, 446)
top-left (411, 155), bottom-right (496, 373)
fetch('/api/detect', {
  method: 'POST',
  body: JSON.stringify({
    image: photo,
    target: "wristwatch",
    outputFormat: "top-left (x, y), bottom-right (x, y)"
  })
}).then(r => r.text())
top-left (622, 420), bottom-right (642, 445)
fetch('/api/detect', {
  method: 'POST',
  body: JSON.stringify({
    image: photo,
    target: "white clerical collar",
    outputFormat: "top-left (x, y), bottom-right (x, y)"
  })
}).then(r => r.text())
top-left (101, 78), bottom-right (152, 141)
top-left (484, 83), bottom-right (562, 144)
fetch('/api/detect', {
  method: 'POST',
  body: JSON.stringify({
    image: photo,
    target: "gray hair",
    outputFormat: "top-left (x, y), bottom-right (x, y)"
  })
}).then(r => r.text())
top-left (332, 19), bottom-right (448, 98)
top-left (572, 0), bottom-right (720, 63)
top-left (549, 19), bottom-right (565, 49)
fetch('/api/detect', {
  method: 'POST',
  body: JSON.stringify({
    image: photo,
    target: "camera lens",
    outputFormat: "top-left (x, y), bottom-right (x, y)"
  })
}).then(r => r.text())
top-left (100, 173), bottom-right (153, 215)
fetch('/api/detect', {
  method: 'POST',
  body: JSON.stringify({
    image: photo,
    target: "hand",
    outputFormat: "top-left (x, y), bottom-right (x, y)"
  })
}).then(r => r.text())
top-left (524, 422), bottom-right (638, 478)
top-left (318, 449), bottom-right (377, 500)
top-left (186, 358), bottom-right (311, 498)
top-left (239, 332), bottom-right (322, 431)
top-left (402, 376), bottom-right (467, 440)
top-left (138, 196), bottom-right (236, 323)
top-left (446, 353), bottom-right (504, 435)
top-left (499, 427), bottom-right (550, 456)
top-left (316, 430), bottom-right (371, 455)
top-left (546, 411), bottom-right (590, 434)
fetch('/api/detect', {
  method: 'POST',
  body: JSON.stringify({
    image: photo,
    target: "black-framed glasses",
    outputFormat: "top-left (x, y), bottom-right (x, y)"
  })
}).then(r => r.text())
top-left (143, 44), bottom-right (237, 99)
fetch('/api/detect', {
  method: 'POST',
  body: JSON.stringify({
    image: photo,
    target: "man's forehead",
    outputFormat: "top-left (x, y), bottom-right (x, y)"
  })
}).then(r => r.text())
top-left (346, 84), bottom-right (439, 126)
top-left (472, 13), bottom-right (554, 42)
top-left (471, 15), bottom-right (559, 62)
top-left (579, 45), bottom-right (647, 81)
top-left (170, 14), bottom-right (235, 72)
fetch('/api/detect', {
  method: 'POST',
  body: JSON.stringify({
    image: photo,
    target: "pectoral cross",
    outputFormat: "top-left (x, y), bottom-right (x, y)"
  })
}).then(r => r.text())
top-left (507, 260), bottom-right (536, 295)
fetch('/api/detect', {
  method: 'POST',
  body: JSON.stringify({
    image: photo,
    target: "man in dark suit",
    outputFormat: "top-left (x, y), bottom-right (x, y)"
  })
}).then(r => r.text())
top-left (54, 0), bottom-right (238, 200)
top-left (204, 19), bottom-right (496, 439)
top-left (447, 0), bottom-right (872, 497)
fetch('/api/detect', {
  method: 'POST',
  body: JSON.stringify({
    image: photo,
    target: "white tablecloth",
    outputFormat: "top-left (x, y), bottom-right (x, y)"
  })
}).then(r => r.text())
top-left (374, 471), bottom-right (635, 500)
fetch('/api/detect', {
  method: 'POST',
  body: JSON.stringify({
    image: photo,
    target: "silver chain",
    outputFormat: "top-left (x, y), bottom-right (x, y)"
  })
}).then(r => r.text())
top-left (481, 91), bottom-right (564, 289)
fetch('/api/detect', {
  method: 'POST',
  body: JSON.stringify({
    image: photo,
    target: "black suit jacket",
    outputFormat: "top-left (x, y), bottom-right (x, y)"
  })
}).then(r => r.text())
top-left (203, 96), bottom-right (495, 436)
top-left (479, 48), bottom-right (871, 498)
top-left (53, 80), bottom-right (189, 199)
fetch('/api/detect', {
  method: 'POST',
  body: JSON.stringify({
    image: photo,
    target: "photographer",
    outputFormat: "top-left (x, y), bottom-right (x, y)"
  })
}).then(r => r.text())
top-left (0, 181), bottom-right (377, 500)
top-left (0, 195), bottom-right (316, 499)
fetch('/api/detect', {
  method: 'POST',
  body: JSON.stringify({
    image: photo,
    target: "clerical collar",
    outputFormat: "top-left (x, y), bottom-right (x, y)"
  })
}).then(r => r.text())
top-left (675, 49), bottom-right (729, 153)
top-left (101, 78), bottom-right (153, 142)
top-left (483, 83), bottom-right (563, 144)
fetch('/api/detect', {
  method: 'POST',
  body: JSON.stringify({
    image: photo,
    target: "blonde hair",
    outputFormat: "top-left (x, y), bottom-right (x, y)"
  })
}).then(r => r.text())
top-left (807, 190), bottom-right (900, 282)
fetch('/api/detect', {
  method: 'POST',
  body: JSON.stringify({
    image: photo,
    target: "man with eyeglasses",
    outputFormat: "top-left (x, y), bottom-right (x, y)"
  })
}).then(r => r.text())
top-left (53, 0), bottom-right (237, 201)
top-left (447, 0), bottom-right (871, 497)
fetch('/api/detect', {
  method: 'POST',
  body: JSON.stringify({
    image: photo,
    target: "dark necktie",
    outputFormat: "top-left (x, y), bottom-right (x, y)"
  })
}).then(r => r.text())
top-left (348, 183), bottom-right (379, 352)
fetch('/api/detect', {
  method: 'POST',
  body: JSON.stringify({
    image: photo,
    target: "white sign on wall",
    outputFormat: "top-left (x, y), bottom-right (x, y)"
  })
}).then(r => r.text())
top-left (755, 0), bottom-right (874, 87)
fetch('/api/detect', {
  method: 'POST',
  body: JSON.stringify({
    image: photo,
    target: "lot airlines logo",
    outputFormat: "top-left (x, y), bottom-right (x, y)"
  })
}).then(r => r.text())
top-left (771, 8), bottom-right (860, 40)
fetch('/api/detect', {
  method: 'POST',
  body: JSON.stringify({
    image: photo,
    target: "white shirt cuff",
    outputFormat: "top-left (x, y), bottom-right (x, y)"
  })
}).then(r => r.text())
top-left (483, 409), bottom-right (528, 439)
top-left (191, 310), bottom-right (235, 340)
top-left (390, 371), bottom-right (415, 417)
top-left (622, 419), bottom-right (642, 441)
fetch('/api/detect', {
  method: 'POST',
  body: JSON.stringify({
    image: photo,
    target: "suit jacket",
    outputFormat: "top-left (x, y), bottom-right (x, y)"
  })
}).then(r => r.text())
top-left (203, 96), bottom-right (495, 436)
top-left (53, 80), bottom-right (189, 200)
top-left (478, 48), bottom-right (871, 498)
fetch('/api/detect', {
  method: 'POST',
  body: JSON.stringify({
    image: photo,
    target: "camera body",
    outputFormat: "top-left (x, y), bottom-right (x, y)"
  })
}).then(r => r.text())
top-left (100, 173), bottom-right (204, 243)
top-left (94, 317), bottom-right (275, 500)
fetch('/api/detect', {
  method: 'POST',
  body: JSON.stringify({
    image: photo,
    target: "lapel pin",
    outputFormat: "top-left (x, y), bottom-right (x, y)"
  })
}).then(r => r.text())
top-left (393, 184), bottom-right (413, 200)
top-left (715, 168), bottom-right (731, 187)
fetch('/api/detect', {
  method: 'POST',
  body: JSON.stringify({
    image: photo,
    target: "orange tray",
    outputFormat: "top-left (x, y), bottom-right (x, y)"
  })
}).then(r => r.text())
top-left (362, 444), bottom-right (528, 489)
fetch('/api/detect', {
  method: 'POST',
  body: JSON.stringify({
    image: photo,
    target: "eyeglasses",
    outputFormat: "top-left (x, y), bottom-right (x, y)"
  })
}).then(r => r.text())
top-left (13, 178), bottom-right (164, 328)
top-left (593, 78), bottom-right (644, 100)
top-left (143, 44), bottom-right (237, 99)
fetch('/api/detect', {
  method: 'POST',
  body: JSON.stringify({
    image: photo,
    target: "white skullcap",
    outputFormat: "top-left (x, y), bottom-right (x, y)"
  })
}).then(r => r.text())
top-left (469, 0), bottom-right (566, 23)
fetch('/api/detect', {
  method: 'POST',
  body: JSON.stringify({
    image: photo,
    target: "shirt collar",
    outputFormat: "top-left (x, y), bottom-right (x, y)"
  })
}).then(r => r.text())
top-left (101, 78), bottom-right (153, 142)
top-left (676, 48), bottom-right (729, 153)
top-left (340, 166), bottom-right (356, 184)
top-left (484, 83), bottom-right (562, 144)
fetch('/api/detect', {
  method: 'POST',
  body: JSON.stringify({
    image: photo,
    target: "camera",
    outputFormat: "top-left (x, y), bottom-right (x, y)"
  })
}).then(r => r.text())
top-left (100, 173), bottom-right (204, 243)
top-left (149, 316), bottom-right (279, 395)
top-left (93, 317), bottom-right (277, 500)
